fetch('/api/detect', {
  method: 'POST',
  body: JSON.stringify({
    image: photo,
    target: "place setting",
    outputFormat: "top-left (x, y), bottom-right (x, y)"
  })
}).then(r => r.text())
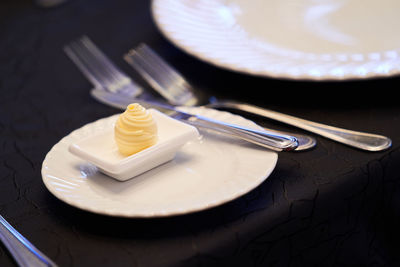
top-left (42, 30), bottom-right (391, 218)
top-left (42, 37), bottom-right (292, 218)
top-left (2, 0), bottom-right (399, 266)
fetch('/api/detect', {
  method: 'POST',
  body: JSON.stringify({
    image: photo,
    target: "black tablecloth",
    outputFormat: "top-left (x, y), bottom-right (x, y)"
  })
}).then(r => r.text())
top-left (1, 1), bottom-right (400, 266)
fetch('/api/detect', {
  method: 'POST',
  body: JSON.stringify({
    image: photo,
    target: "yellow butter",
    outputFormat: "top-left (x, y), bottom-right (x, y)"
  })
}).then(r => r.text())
top-left (114, 103), bottom-right (158, 156)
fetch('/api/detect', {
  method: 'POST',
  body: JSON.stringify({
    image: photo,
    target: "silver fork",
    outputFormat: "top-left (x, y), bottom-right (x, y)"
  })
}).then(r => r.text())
top-left (123, 44), bottom-right (391, 152)
top-left (63, 36), bottom-right (302, 151)
top-left (63, 36), bottom-right (315, 151)
top-left (63, 36), bottom-right (142, 97)
top-left (124, 44), bottom-right (198, 106)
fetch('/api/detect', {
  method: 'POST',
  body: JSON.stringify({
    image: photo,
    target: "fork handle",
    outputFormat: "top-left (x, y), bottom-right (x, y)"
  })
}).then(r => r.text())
top-left (209, 101), bottom-right (392, 152)
top-left (0, 215), bottom-right (58, 267)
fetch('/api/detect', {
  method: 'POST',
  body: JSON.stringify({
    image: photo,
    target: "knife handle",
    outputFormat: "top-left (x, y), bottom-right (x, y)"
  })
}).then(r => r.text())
top-left (90, 88), bottom-right (298, 151)
top-left (186, 115), bottom-right (299, 151)
top-left (0, 215), bottom-right (58, 267)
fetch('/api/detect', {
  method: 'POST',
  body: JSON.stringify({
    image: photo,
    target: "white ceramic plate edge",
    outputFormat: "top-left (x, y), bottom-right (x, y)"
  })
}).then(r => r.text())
top-left (41, 108), bottom-right (278, 218)
top-left (151, 0), bottom-right (400, 80)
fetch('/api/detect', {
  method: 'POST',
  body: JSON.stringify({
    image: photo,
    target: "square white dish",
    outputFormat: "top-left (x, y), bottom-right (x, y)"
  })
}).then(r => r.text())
top-left (68, 109), bottom-right (199, 181)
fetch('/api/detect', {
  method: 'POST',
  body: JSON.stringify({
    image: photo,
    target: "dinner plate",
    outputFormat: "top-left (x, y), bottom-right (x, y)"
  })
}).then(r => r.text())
top-left (152, 0), bottom-right (400, 80)
top-left (41, 107), bottom-right (277, 218)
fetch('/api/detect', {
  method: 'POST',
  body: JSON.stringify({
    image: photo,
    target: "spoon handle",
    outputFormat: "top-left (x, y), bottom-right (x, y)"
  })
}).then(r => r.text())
top-left (211, 101), bottom-right (391, 152)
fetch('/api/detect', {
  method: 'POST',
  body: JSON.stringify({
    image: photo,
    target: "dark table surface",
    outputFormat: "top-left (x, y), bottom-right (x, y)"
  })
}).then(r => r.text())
top-left (1, 0), bottom-right (400, 266)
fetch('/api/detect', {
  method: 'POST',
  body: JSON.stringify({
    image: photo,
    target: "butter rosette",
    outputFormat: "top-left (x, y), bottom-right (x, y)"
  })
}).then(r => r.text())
top-left (114, 103), bottom-right (158, 156)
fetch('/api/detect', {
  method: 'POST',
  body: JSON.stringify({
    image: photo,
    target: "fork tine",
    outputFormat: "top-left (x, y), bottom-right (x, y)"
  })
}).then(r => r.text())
top-left (70, 37), bottom-right (124, 91)
top-left (65, 39), bottom-right (117, 90)
top-left (64, 41), bottom-right (103, 89)
top-left (125, 49), bottom-right (176, 99)
top-left (134, 44), bottom-right (192, 96)
top-left (64, 36), bottom-right (142, 97)
top-left (136, 44), bottom-right (183, 85)
top-left (79, 36), bottom-right (131, 89)
top-left (124, 44), bottom-right (197, 106)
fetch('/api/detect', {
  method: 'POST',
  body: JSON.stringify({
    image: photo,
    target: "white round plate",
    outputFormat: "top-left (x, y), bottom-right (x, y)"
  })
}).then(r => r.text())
top-left (152, 0), bottom-right (400, 80)
top-left (41, 107), bottom-right (277, 218)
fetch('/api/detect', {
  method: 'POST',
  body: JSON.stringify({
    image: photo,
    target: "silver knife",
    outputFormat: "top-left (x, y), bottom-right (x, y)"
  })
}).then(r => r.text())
top-left (0, 215), bottom-right (58, 267)
top-left (90, 89), bottom-right (299, 152)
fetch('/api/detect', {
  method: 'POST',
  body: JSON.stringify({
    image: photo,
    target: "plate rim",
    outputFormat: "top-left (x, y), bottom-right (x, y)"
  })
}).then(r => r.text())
top-left (151, 0), bottom-right (400, 81)
top-left (41, 108), bottom-right (278, 218)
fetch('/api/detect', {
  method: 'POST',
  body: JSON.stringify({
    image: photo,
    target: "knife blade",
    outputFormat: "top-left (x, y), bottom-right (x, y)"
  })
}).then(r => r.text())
top-left (91, 89), bottom-right (298, 151)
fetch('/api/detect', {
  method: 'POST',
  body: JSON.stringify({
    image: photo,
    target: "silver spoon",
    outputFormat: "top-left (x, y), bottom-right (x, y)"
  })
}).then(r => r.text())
top-left (209, 101), bottom-right (391, 152)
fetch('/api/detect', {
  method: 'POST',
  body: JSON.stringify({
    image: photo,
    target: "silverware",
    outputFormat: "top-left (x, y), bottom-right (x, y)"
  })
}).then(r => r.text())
top-left (124, 44), bottom-right (198, 106)
top-left (207, 101), bottom-right (392, 152)
top-left (64, 36), bottom-right (143, 97)
top-left (124, 44), bottom-right (391, 152)
top-left (91, 89), bottom-right (298, 152)
top-left (0, 215), bottom-right (58, 267)
top-left (63, 36), bottom-right (315, 151)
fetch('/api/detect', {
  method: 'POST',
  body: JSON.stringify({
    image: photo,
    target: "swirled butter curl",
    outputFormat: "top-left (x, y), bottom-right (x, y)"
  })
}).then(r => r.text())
top-left (114, 103), bottom-right (158, 156)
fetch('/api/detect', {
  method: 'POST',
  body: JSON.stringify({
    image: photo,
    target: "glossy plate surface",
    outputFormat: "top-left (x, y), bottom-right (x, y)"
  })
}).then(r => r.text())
top-left (42, 107), bottom-right (277, 218)
top-left (152, 0), bottom-right (400, 80)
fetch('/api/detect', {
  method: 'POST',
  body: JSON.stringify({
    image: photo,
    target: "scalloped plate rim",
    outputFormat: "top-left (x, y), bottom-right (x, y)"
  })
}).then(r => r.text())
top-left (151, 0), bottom-right (400, 80)
top-left (41, 107), bottom-right (278, 218)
